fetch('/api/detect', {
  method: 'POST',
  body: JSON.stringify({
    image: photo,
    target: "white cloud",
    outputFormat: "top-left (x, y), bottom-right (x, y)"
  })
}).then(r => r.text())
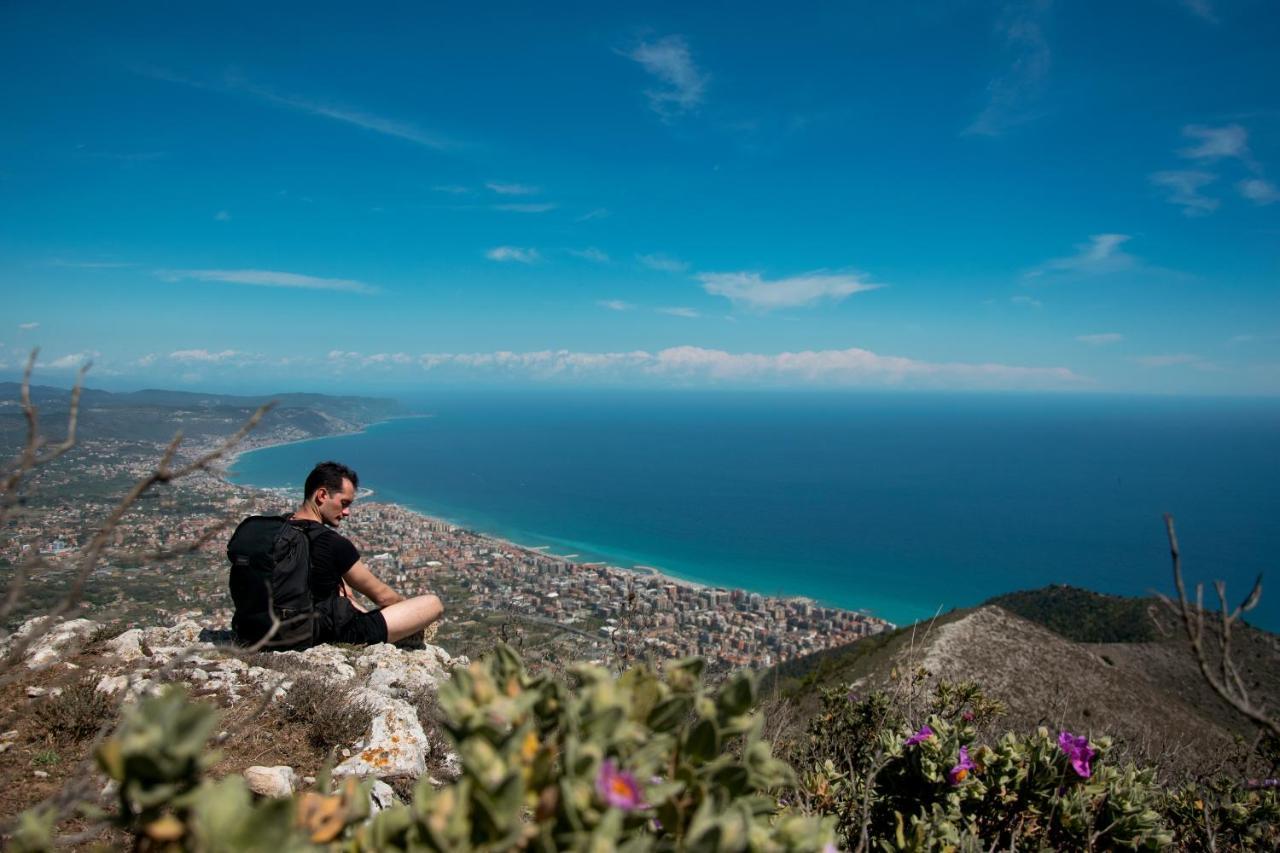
top-left (597, 299), bottom-right (635, 311)
top-left (493, 202), bottom-right (557, 213)
top-left (1011, 294), bottom-right (1043, 308)
top-left (1179, 124), bottom-right (1253, 166)
top-left (18, 322), bottom-right (38, 330)
top-left (1238, 178), bottom-right (1280, 205)
top-left (485, 246), bottom-right (540, 264)
top-left (570, 248), bottom-right (611, 263)
top-left (576, 208), bottom-right (610, 222)
top-left (214, 209), bottom-right (231, 221)
top-left (485, 182), bottom-right (539, 195)
top-left (1135, 353), bottom-right (1200, 367)
top-left (964, 2), bottom-right (1052, 136)
top-left (169, 349), bottom-right (243, 363)
top-left (48, 259), bottom-right (135, 269)
top-left (158, 268), bottom-right (377, 294)
top-left (623, 35), bottom-right (708, 118)
top-left (44, 351), bottom-right (97, 369)
top-left (1076, 333), bottom-right (1124, 345)
top-left (659, 307), bottom-right (700, 318)
top-left (1026, 233), bottom-right (1137, 277)
top-left (639, 253), bottom-right (690, 273)
top-left (410, 345), bottom-right (1082, 389)
top-left (699, 270), bottom-right (882, 310)
top-left (1150, 170), bottom-right (1219, 215)
top-left (433, 185), bottom-right (470, 194)
top-left (135, 353), bottom-right (158, 367)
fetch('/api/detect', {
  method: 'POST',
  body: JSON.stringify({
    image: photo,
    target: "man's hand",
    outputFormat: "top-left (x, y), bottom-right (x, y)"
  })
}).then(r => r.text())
top-left (342, 560), bottom-right (403, 609)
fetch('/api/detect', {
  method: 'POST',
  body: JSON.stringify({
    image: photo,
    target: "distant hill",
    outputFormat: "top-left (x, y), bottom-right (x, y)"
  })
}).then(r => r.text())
top-left (0, 382), bottom-right (405, 448)
top-left (766, 586), bottom-right (1280, 778)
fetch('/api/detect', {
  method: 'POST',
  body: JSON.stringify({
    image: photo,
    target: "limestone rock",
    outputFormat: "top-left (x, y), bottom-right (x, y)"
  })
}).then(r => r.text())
top-left (96, 674), bottom-right (129, 695)
top-left (105, 629), bottom-right (146, 662)
top-left (333, 694), bottom-right (428, 780)
top-left (12, 617), bottom-right (102, 669)
top-left (369, 779), bottom-right (399, 813)
top-left (244, 765), bottom-right (297, 798)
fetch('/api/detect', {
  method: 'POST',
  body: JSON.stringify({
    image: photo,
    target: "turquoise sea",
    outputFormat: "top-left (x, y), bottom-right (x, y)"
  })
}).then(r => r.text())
top-left (228, 392), bottom-right (1280, 631)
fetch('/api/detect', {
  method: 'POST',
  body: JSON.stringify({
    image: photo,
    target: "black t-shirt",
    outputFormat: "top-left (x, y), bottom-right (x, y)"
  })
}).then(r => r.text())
top-left (290, 519), bottom-right (359, 602)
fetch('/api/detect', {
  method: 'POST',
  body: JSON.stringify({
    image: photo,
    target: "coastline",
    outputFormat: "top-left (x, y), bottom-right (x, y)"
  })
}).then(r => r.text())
top-left (223, 419), bottom-right (893, 627)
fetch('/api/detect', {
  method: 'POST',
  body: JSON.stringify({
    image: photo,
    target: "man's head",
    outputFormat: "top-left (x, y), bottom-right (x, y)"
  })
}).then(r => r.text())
top-left (303, 461), bottom-right (359, 527)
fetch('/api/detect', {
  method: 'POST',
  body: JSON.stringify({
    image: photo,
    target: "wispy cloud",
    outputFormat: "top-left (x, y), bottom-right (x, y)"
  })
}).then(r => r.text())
top-left (214, 210), bottom-right (231, 221)
top-left (139, 65), bottom-right (455, 150)
top-left (169, 349), bottom-right (244, 363)
top-left (639, 253), bottom-right (690, 273)
top-left (1076, 332), bottom-right (1124, 345)
top-left (493, 202), bottom-right (557, 213)
top-left (659, 307), bottom-right (700, 318)
top-left (577, 208), bottom-right (610, 222)
top-left (485, 182), bottom-right (539, 195)
top-left (1011, 294), bottom-right (1043, 308)
top-left (597, 299), bottom-right (634, 311)
top-left (41, 351), bottom-right (98, 369)
top-left (699, 271), bottom-right (883, 311)
top-left (1025, 233), bottom-right (1138, 278)
top-left (157, 268), bottom-right (377, 294)
top-left (1179, 124), bottom-right (1255, 168)
top-left (407, 345), bottom-right (1082, 389)
top-left (1135, 353), bottom-right (1200, 367)
top-left (571, 248), bottom-right (611, 263)
top-left (485, 246), bottom-right (540, 264)
top-left (18, 322), bottom-right (39, 330)
top-left (964, 1), bottom-right (1053, 136)
top-left (433, 185), bottom-right (471, 195)
top-left (1150, 170), bottom-right (1219, 215)
top-left (1238, 178), bottom-right (1280, 205)
top-left (623, 35), bottom-right (708, 118)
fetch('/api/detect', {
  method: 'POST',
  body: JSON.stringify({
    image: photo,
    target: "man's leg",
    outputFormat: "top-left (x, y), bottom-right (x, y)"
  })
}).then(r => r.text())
top-left (380, 594), bottom-right (444, 644)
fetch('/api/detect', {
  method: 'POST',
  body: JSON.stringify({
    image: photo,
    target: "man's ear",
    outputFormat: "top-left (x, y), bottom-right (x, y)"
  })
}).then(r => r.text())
top-left (314, 487), bottom-right (327, 505)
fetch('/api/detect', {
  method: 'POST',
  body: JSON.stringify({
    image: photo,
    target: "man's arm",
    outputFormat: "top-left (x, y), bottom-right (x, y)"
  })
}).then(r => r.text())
top-left (342, 560), bottom-right (405, 609)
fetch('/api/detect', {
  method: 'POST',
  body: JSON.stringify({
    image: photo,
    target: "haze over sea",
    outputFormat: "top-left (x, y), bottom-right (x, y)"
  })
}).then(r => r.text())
top-left (230, 392), bottom-right (1280, 632)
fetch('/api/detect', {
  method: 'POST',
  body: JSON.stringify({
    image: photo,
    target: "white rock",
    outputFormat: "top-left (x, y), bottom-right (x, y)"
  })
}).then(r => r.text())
top-left (33, 770), bottom-right (49, 779)
top-left (26, 686), bottom-right (46, 698)
top-left (22, 618), bottom-right (102, 669)
top-left (105, 629), bottom-right (146, 662)
top-left (96, 675), bottom-right (129, 695)
top-left (243, 765), bottom-right (297, 798)
top-left (358, 644), bottom-right (448, 699)
top-left (333, 694), bottom-right (428, 780)
top-left (188, 668), bottom-right (210, 682)
top-left (369, 779), bottom-right (400, 813)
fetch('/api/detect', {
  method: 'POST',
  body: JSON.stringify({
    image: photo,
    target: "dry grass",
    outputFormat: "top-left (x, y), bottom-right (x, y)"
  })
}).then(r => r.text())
top-left (33, 677), bottom-right (116, 744)
top-left (276, 673), bottom-right (372, 754)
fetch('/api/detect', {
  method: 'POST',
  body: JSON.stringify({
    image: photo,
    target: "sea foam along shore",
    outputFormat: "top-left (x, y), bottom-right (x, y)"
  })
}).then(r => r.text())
top-left (223, 418), bottom-right (892, 627)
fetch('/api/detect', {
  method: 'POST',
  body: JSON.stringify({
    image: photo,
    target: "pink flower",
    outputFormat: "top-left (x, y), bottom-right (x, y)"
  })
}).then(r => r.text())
top-left (596, 759), bottom-right (646, 810)
top-left (1057, 731), bottom-right (1096, 778)
top-left (948, 745), bottom-right (976, 785)
top-left (904, 725), bottom-right (934, 746)
top-left (961, 710), bottom-right (975, 722)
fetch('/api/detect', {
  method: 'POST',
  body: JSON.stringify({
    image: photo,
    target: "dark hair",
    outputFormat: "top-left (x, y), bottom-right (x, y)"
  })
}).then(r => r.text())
top-left (304, 461), bottom-right (359, 499)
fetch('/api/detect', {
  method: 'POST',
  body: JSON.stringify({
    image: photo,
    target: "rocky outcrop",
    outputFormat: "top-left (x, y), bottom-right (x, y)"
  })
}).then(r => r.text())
top-left (5, 614), bottom-right (467, 789)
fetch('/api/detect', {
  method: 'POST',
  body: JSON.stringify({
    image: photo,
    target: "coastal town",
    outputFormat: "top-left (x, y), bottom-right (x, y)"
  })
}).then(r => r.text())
top-left (1, 413), bottom-right (891, 672)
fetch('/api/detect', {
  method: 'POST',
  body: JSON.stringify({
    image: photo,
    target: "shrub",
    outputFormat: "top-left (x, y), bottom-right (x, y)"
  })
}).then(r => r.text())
top-left (33, 677), bottom-right (116, 743)
top-left (276, 673), bottom-right (372, 754)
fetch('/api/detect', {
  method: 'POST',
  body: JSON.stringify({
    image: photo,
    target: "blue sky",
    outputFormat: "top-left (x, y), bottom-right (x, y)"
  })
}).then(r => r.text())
top-left (2, 0), bottom-right (1278, 395)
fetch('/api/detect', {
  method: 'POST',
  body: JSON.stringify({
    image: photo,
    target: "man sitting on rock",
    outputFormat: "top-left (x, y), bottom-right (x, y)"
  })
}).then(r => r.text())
top-left (229, 460), bottom-right (443, 649)
top-left (294, 460), bottom-right (443, 647)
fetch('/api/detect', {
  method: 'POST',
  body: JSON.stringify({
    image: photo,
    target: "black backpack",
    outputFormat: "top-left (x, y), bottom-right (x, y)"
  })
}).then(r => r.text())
top-left (227, 516), bottom-right (322, 650)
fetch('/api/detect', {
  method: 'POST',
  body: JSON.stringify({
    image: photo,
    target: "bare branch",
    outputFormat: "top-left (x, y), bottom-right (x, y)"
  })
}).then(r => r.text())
top-left (1163, 513), bottom-right (1279, 739)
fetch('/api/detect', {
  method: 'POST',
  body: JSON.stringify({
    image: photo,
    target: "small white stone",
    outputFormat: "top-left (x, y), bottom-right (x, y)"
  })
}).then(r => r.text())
top-left (369, 780), bottom-right (399, 813)
top-left (25, 686), bottom-right (46, 698)
top-left (96, 675), bottom-right (129, 695)
top-left (243, 765), bottom-right (297, 798)
top-left (189, 668), bottom-right (210, 682)
top-left (33, 770), bottom-right (49, 779)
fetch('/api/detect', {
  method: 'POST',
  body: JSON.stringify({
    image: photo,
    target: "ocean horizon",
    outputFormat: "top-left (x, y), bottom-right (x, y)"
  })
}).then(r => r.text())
top-left (228, 391), bottom-right (1280, 632)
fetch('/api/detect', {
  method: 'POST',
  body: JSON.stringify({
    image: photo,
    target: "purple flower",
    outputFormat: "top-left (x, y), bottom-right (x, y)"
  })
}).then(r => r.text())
top-left (1057, 731), bottom-right (1096, 778)
top-left (961, 710), bottom-right (975, 722)
top-left (596, 759), bottom-right (646, 810)
top-left (948, 746), bottom-right (976, 785)
top-left (904, 725), bottom-right (935, 746)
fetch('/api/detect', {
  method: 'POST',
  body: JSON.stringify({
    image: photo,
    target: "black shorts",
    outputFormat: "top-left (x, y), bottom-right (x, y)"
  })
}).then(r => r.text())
top-left (316, 597), bottom-right (389, 645)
